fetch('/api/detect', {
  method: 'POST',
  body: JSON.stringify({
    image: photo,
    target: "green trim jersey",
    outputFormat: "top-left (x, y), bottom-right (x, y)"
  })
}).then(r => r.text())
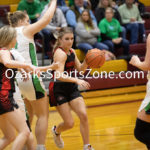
top-left (15, 26), bottom-right (38, 66)
top-left (139, 72), bottom-right (150, 113)
top-left (15, 26), bottom-right (45, 101)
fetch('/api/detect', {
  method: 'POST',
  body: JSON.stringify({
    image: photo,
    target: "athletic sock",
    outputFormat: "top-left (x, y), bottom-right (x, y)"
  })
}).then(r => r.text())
top-left (36, 145), bottom-right (46, 150)
top-left (84, 144), bottom-right (91, 148)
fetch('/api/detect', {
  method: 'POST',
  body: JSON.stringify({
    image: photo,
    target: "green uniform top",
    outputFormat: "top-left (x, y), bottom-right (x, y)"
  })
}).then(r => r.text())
top-left (98, 18), bottom-right (122, 41)
top-left (17, 0), bottom-right (42, 20)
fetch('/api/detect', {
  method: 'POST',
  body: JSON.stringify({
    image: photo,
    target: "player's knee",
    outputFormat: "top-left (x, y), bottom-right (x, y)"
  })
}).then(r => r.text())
top-left (22, 128), bottom-right (30, 139)
top-left (79, 111), bottom-right (88, 122)
top-left (6, 134), bottom-right (16, 143)
top-left (65, 120), bottom-right (74, 129)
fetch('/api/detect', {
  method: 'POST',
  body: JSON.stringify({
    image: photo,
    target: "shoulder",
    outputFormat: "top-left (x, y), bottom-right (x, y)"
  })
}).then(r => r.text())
top-left (100, 18), bottom-right (106, 24)
top-left (54, 48), bottom-right (67, 61)
top-left (76, 21), bottom-right (84, 28)
top-left (118, 4), bottom-right (125, 10)
top-left (56, 8), bottom-right (63, 13)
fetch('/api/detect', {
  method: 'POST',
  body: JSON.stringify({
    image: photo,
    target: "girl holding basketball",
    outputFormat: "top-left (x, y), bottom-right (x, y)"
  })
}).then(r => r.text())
top-left (130, 34), bottom-right (150, 150)
top-left (49, 27), bottom-right (94, 150)
top-left (7, 0), bottom-right (57, 149)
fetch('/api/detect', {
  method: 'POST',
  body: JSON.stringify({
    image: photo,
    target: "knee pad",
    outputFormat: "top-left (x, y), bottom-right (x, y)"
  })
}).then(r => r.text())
top-left (134, 118), bottom-right (150, 148)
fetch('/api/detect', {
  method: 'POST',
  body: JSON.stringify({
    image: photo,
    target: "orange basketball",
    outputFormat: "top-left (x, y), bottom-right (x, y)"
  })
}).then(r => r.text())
top-left (85, 49), bottom-right (105, 68)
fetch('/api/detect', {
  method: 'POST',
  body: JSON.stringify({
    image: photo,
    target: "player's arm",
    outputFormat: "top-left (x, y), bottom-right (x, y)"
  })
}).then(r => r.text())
top-left (0, 50), bottom-right (35, 71)
top-left (23, 0), bottom-right (57, 38)
top-left (37, 62), bottom-right (59, 72)
top-left (130, 34), bottom-right (150, 71)
top-left (72, 49), bottom-right (88, 73)
top-left (54, 49), bottom-right (78, 83)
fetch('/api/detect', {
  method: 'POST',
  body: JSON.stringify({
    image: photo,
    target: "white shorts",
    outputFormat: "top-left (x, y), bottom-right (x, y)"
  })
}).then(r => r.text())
top-left (139, 79), bottom-right (150, 112)
top-left (16, 73), bottom-right (46, 101)
top-left (13, 82), bottom-right (26, 113)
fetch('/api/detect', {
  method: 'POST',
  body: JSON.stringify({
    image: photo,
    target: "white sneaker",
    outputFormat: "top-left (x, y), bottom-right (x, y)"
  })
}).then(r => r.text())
top-left (51, 126), bottom-right (64, 149)
top-left (83, 144), bottom-right (94, 150)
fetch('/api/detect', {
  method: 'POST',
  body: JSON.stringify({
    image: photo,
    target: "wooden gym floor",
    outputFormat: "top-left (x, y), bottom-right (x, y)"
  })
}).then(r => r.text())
top-left (1, 100), bottom-right (147, 150)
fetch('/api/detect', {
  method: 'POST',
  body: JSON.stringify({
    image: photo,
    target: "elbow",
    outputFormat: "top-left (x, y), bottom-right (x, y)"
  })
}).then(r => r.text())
top-left (3, 61), bottom-right (11, 68)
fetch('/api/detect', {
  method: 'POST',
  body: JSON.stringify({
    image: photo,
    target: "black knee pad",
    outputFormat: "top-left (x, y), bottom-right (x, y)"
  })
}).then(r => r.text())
top-left (26, 120), bottom-right (32, 132)
top-left (134, 118), bottom-right (150, 149)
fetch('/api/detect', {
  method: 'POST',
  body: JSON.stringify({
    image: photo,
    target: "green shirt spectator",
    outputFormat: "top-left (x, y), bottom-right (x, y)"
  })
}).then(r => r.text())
top-left (17, 0), bottom-right (42, 23)
top-left (98, 7), bottom-right (129, 56)
top-left (118, 3), bottom-right (142, 24)
top-left (39, 0), bottom-right (50, 10)
top-left (98, 18), bottom-right (122, 41)
top-left (69, 0), bottom-right (74, 6)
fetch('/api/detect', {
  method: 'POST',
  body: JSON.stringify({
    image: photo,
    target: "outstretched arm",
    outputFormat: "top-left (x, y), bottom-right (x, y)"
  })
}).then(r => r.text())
top-left (24, 0), bottom-right (57, 38)
top-left (130, 34), bottom-right (150, 71)
top-left (0, 50), bottom-right (34, 71)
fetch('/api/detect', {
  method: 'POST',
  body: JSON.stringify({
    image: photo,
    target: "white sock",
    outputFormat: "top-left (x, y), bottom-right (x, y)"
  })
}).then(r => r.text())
top-left (84, 144), bottom-right (91, 148)
top-left (36, 145), bottom-right (46, 150)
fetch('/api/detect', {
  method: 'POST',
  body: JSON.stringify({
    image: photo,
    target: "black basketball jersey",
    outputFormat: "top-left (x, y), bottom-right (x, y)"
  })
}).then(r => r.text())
top-left (53, 47), bottom-right (75, 75)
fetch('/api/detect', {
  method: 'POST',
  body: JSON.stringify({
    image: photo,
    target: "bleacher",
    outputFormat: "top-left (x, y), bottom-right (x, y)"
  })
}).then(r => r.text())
top-left (0, 0), bottom-right (150, 108)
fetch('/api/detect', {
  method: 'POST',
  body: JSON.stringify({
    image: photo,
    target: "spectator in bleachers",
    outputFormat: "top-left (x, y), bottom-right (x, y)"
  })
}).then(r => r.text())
top-left (95, 0), bottom-right (126, 39)
top-left (90, 0), bottom-right (99, 11)
top-left (134, 0), bottom-right (150, 18)
top-left (66, 0), bottom-right (97, 29)
top-left (118, 0), bottom-right (146, 44)
top-left (57, 0), bottom-right (70, 14)
top-left (99, 7), bottom-right (129, 56)
top-left (75, 9), bottom-right (109, 53)
top-left (17, 0), bottom-right (42, 23)
top-left (39, 4), bottom-right (67, 58)
top-left (39, 0), bottom-right (50, 10)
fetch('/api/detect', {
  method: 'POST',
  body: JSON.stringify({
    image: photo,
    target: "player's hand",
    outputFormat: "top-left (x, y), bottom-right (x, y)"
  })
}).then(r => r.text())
top-left (76, 79), bottom-right (90, 90)
top-left (129, 55), bottom-right (141, 67)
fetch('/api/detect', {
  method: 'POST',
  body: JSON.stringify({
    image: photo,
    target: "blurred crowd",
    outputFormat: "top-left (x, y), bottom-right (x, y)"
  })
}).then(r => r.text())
top-left (17, 0), bottom-right (149, 59)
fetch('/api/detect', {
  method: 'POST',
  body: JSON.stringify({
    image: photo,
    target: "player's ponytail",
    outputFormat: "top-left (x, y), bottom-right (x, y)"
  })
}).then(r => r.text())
top-left (7, 11), bottom-right (27, 27)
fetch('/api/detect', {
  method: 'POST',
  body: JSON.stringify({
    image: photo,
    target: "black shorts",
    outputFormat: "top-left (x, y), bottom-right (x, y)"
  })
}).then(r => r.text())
top-left (0, 90), bottom-right (18, 115)
top-left (49, 82), bottom-right (82, 107)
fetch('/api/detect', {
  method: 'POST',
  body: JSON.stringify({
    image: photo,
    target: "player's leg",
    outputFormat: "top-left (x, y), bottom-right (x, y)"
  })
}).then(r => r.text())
top-left (0, 116), bottom-right (16, 149)
top-left (51, 103), bottom-right (74, 148)
top-left (134, 109), bottom-right (150, 150)
top-left (24, 98), bottom-right (34, 124)
top-left (70, 97), bottom-right (94, 150)
top-left (30, 94), bottom-right (49, 147)
top-left (6, 109), bottom-right (30, 150)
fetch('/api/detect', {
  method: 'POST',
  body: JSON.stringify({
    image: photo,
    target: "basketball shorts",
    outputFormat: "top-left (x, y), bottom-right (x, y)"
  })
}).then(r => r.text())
top-left (139, 79), bottom-right (150, 114)
top-left (16, 73), bottom-right (46, 101)
top-left (13, 81), bottom-right (26, 113)
top-left (0, 90), bottom-right (18, 115)
top-left (49, 82), bottom-right (82, 107)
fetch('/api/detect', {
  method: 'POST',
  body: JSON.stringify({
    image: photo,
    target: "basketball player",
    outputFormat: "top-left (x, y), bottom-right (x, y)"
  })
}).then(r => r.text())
top-left (7, 0), bottom-right (57, 149)
top-left (49, 27), bottom-right (94, 150)
top-left (130, 34), bottom-right (150, 150)
top-left (0, 25), bottom-right (36, 150)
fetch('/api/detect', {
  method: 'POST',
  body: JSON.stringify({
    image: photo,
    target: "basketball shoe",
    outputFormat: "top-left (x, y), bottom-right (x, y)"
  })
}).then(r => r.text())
top-left (51, 126), bottom-right (64, 148)
top-left (83, 144), bottom-right (94, 150)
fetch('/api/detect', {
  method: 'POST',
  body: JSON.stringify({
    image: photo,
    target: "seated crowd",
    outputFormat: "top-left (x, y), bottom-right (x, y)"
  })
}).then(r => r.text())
top-left (17, 0), bottom-right (147, 60)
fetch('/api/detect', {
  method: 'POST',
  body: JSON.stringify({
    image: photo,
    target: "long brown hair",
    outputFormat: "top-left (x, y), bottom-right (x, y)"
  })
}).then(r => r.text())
top-left (0, 26), bottom-right (16, 48)
top-left (53, 27), bottom-right (73, 51)
top-left (79, 9), bottom-right (94, 29)
top-left (7, 11), bottom-right (27, 27)
top-left (98, 0), bottom-right (111, 8)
